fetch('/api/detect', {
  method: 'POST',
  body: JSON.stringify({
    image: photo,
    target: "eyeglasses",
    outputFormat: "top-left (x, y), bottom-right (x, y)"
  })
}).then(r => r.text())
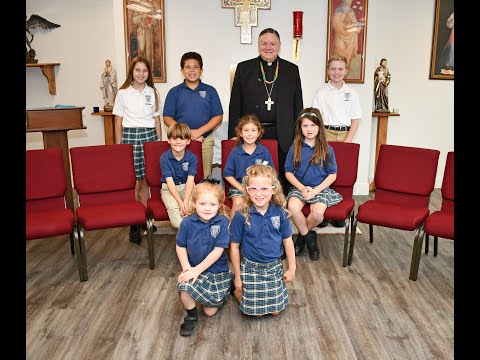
top-left (246, 186), bottom-right (275, 195)
top-left (199, 177), bottom-right (221, 185)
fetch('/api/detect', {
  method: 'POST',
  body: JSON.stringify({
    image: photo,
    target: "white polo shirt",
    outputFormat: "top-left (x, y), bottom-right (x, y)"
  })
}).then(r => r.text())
top-left (311, 81), bottom-right (362, 127)
top-left (113, 84), bottom-right (162, 128)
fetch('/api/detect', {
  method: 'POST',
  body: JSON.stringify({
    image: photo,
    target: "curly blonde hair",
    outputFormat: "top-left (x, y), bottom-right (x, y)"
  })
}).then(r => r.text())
top-left (187, 181), bottom-right (229, 217)
top-left (238, 164), bottom-right (290, 226)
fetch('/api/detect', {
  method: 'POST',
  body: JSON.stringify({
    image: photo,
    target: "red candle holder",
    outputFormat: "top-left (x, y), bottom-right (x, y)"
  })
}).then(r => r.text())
top-left (293, 11), bottom-right (303, 38)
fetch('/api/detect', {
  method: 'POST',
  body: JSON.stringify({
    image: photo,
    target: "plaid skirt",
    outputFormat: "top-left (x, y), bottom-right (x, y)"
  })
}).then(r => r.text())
top-left (286, 186), bottom-right (343, 206)
top-left (121, 127), bottom-right (158, 180)
top-left (177, 271), bottom-right (233, 308)
top-left (240, 257), bottom-right (288, 316)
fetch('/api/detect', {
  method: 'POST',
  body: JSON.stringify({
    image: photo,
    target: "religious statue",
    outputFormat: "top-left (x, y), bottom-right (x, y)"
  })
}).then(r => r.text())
top-left (100, 60), bottom-right (118, 112)
top-left (26, 14), bottom-right (61, 64)
top-left (374, 58), bottom-right (391, 112)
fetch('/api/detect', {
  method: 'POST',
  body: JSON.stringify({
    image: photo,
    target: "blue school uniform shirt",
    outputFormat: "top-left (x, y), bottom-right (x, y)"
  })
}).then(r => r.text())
top-left (163, 81), bottom-right (223, 138)
top-left (223, 142), bottom-right (274, 183)
top-left (230, 204), bottom-right (292, 263)
top-left (284, 143), bottom-right (338, 188)
top-left (176, 213), bottom-right (230, 273)
top-left (160, 149), bottom-right (198, 184)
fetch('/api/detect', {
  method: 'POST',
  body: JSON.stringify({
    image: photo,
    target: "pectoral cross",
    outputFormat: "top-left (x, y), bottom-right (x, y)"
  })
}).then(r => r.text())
top-left (265, 97), bottom-right (274, 111)
top-left (222, 0), bottom-right (271, 44)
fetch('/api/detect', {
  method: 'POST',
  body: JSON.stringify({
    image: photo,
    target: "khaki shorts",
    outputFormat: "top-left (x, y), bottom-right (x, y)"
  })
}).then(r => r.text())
top-left (325, 129), bottom-right (348, 142)
top-left (160, 183), bottom-right (193, 228)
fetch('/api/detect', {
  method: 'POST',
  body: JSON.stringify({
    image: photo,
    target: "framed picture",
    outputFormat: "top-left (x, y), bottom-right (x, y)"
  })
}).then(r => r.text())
top-left (123, 0), bottom-right (166, 83)
top-left (325, 0), bottom-right (368, 83)
top-left (429, 0), bottom-right (454, 80)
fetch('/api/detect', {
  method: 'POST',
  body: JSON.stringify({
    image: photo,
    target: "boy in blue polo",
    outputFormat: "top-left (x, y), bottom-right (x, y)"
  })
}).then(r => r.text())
top-left (163, 52), bottom-right (223, 179)
top-left (160, 123), bottom-right (198, 228)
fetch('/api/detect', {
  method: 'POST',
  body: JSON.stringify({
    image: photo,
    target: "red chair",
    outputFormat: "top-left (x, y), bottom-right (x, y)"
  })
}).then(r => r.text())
top-left (221, 139), bottom-right (279, 209)
top-left (348, 144), bottom-right (440, 281)
top-left (423, 151), bottom-right (454, 257)
top-left (70, 144), bottom-right (150, 281)
top-left (300, 142), bottom-right (360, 266)
top-left (26, 148), bottom-right (79, 278)
top-left (143, 140), bottom-right (203, 269)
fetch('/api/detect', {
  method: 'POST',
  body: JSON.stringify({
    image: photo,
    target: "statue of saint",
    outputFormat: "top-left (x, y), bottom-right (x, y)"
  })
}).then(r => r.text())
top-left (374, 58), bottom-right (391, 112)
top-left (100, 59), bottom-right (118, 112)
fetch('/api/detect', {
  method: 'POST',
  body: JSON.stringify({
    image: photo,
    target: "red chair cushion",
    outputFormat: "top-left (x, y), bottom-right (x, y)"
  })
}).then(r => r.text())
top-left (26, 148), bottom-right (66, 200)
top-left (26, 208), bottom-right (75, 240)
top-left (375, 145), bottom-right (440, 197)
top-left (147, 198), bottom-right (169, 221)
top-left (357, 201), bottom-right (430, 231)
top-left (425, 211), bottom-right (454, 240)
top-left (442, 152), bottom-right (454, 202)
top-left (76, 202), bottom-right (148, 231)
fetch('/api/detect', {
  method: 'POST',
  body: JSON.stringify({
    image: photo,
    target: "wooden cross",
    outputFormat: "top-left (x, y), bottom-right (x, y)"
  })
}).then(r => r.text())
top-left (222, 0), bottom-right (271, 44)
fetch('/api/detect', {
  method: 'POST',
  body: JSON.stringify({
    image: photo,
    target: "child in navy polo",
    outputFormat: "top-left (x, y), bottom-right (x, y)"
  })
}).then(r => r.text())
top-left (160, 123), bottom-right (198, 228)
top-left (176, 179), bottom-right (233, 336)
top-left (230, 164), bottom-right (296, 316)
top-left (163, 52), bottom-right (223, 178)
top-left (284, 107), bottom-right (343, 261)
top-left (223, 114), bottom-right (274, 217)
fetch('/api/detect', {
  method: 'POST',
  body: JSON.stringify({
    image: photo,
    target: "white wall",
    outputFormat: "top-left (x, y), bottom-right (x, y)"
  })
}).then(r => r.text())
top-left (26, 0), bottom-right (453, 194)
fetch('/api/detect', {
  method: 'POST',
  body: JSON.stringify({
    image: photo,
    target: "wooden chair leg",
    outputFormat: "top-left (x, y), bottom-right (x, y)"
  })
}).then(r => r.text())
top-left (424, 234), bottom-right (429, 254)
top-left (147, 215), bottom-right (155, 270)
top-left (434, 236), bottom-right (438, 256)
top-left (409, 224), bottom-right (425, 281)
top-left (369, 224), bottom-right (374, 243)
top-left (347, 214), bottom-right (359, 265)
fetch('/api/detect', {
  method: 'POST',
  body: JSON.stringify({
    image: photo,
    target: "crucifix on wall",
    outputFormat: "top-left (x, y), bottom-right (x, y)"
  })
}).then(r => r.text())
top-left (222, 0), bottom-right (271, 44)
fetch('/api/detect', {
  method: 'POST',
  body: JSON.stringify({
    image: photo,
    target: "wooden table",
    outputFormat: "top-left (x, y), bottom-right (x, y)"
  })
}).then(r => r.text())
top-left (92, 111), bottom-right (116, 144)
top-left (369, 112), bottom-right (400, 191)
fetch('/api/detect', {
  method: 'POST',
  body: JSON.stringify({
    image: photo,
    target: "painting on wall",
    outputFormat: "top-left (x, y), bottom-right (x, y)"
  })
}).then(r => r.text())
top-left (123, 0), bottom-right (166, 83)
top-left (326, 0), bottom-right (368, 83)
top-left (430, 0), bottom-right (454, 80)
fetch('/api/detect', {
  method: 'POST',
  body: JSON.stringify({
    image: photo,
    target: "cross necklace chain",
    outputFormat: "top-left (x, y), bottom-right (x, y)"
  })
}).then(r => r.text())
top-left (260, 61), bottom-right (279, 111)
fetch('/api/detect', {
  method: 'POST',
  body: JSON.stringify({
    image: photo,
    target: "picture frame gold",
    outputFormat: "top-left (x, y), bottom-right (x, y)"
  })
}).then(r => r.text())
top-left (429, 0), bottom-right (454, 80)
top-left (325, 0), bottom-right (368, 84)
top-left (123, 0), bottom-right (166, 83)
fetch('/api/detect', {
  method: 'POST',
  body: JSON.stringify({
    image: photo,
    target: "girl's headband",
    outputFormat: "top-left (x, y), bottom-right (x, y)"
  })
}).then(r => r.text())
top-left (299, 112), bottom-right (318, 118)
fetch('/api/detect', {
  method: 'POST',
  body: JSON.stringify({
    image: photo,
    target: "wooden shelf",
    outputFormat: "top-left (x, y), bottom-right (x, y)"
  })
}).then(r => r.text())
top-left (26, 63), bottom-right (60, 95)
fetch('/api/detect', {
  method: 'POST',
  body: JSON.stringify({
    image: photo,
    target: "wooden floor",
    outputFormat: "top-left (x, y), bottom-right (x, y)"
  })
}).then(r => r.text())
top-left (26, 190), bottom-right (453, 360)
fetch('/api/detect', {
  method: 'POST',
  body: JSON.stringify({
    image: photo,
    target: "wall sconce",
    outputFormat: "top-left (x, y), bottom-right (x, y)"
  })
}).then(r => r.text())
top-left (292, 11), bottom-right (303, 61)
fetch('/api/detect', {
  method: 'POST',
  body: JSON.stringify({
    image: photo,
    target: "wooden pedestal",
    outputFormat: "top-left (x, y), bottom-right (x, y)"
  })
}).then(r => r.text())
top-left (26, 107), bottom-right (86, 211)
top-left (91, 111), bottom-right (116, 145)
top-left (369, 112), bottom-right (400, 191)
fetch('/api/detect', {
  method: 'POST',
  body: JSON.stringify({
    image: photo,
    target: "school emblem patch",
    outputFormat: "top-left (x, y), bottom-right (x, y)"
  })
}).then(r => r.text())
top-left (144, 94), bottom-right (152, 105)
top-left (211, 225), bottom-right (220, 238)
top-left (344, 93), bottom-right (351, 101)
top-left (255, 159), bottom-right (262, 164)
top-left (199, 91), bottom-right (207, 98)
top-left (182, 162), bottom-right (189, 171)
top-left (271, 216), bottom-right (280, 229)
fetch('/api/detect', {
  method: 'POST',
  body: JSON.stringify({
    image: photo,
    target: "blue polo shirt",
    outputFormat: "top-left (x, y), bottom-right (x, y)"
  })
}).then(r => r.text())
top-left (230, 204), bottom-right (292, 263)
top-left (284, 143), bottom-right (337, 188)
top-left (163, 81), bottom-right (223, 138)
top-left (223, 142), bottom-right (274, 183)
top-left (176, 213), bottom-right (230, 273)
top-left (160, 149), bottom-right (198, 184)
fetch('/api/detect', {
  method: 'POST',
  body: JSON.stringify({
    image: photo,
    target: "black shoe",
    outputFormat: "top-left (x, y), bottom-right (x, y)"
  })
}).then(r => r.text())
top-left (318, 220), bottom-right (329, 228)
top-left (332, 220), bottom-right (346, 228)
top-left (179, 315), bottom-right (198, 336)
top-left (129, 225), bottom-right (142, 244)
top-left (140, 223), bottom-right (157, 234)
top-left (305, 231), bottom-right (320, 261)
top-left (294, 234), bottom-right (305, 256)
